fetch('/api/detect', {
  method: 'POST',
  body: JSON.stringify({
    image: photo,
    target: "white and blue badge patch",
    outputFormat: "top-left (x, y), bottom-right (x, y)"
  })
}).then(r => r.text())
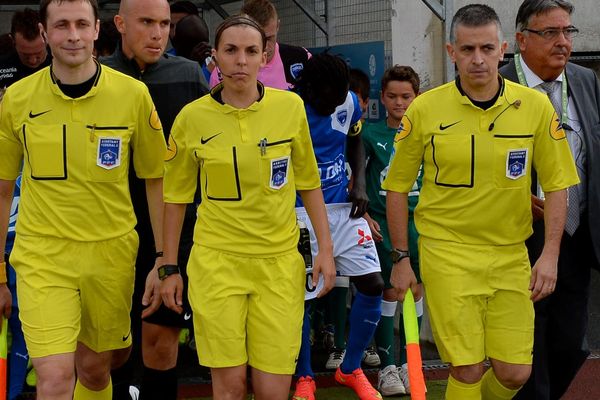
top-left (290, 63), bottom-right (304, 80)
top-left (97, 137), bottom-right (121, 170)
top-left (269, 156), bottom-right (290, 189)
top-left (506, 148), bottom-right (528, 180)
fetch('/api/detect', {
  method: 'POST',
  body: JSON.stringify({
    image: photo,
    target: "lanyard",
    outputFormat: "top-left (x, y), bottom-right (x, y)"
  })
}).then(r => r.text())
top-left (514, 53), bottom-right (568, 125)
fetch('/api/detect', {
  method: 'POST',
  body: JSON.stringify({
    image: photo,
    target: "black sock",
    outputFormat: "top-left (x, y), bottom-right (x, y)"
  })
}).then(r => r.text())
top-left (139, 366), bottom-right (178, 400)
top-left (112, 357), bottom-right (134, 400)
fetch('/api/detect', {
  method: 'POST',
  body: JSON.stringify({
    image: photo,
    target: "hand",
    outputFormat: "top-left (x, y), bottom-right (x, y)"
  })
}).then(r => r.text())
top-left (189, 41), bottom-right (213, 65)
top-left (161, 274), bottom-right (184, 314)
top-left (348, 185), bottom-right (369, 219)
top-left (141, 259), bottom-right (163, 319)
top-left (529, 253), bottom-right (557, 302)
top-left (390, 259), bottom-right (418, 302)
top-left (312, 249), bottom-right (336, 298)
top-left (531, 195), bottom-right (544, 222)
top-left (0, 284), bottom-right (11, 324)
top-left (363, 213), bottom-right (383, 242)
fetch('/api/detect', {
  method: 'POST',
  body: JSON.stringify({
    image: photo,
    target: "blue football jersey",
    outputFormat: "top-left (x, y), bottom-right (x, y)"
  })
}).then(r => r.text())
top-left (297, 91), bottom-right (362, 206)
top-left (6, 174), bottom-right (21, 253)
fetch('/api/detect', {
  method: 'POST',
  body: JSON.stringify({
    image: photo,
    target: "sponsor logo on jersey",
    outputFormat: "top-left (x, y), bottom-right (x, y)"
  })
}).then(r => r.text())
top-left (549, 112), bottom-right (566, 140)
top-left (149, 107), bottom-right (162, 130)
top-left (270, 156), bottom-right (289, 189)
top-left (336, 109), bottom-right (348, 125)
top-left (506, 148), bottom-right (528, 179)
top-left (165, 134), bottom-right (177, 161)
top-left (394, 115), bottom-right (412, 141)
top-left (317, 154), bottom-right (345, 189)
top-left (97, 137), bottom-right (121, 169)
top-left (290, 63), bottom-right (304, 80)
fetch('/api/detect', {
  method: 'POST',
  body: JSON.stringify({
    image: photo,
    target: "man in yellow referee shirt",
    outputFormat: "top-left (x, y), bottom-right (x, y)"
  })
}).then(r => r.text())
top-left (0, 0), bottom-right (166, 399)
top-left (383, 4), bottom-right (578, 400)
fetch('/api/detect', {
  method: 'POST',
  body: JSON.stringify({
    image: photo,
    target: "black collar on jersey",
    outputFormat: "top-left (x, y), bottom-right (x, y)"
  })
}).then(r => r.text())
top-left (455, 75), bottom-right (504, 110)
top-left (51, 58), bottom-right (102, 99)
top-left (210, 81), bottom-right (265, 105)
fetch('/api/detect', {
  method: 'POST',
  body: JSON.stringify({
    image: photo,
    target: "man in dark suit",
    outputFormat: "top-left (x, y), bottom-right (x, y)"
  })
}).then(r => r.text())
top-left (500, 1), bottom-right (600, 399)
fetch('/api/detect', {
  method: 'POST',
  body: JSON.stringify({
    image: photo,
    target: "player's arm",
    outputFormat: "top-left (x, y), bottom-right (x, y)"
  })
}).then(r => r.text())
top-left (159, 202), bottom-right (186, 314)
top-left (298, 188), bottom-right (335, 297)
top-left (529, 188), bottom-right (567, 302)
top-left (346, 130), bottom-right (369, 218)
top-left (141, 177), bottom-right (165, 318)
top-left (0, 179), bottom-right (14, 321)
top-left (386, 190), bottom-right (417, 302)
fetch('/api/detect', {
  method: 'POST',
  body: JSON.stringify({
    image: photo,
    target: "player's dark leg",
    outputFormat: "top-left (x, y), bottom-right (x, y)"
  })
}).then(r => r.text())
top-left (340, 272), bottom-right (383, 373)
top-left (139, 322), bottom-right (180, 400)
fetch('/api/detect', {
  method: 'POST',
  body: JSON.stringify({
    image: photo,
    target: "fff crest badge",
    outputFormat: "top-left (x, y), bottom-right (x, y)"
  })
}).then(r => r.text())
top-left (97, 137), bottom-right (121, 169)
top-left (506, 148), bottom-right (528, 179)
top-left (270, 156), bottom-right (289, 189)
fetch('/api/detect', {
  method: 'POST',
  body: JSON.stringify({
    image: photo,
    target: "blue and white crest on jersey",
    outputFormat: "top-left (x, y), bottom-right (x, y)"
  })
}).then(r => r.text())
top-left (336, 110), bottom-right (348, 125)
top-left (270, 156), bottom-right (289, 189)
top-left (506, 148), bottom-right (528, 180)
top-left (290, 63), bottom-right (304, 80)
top-left (97, 137), bottom-right (121, 170)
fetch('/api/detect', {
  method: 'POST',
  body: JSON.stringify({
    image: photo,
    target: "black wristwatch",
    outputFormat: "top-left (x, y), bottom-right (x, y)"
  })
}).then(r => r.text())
top-left (158, 264), bottom-right (180, 280)
top-left (390, 249), bottom-right (410, 264)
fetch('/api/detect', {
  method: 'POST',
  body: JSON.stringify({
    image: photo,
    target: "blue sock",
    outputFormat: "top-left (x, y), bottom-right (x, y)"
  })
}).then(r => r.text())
top-left (295, 301), bottom-right (314, 378)
top-left (340, 292), bottom-right (382, 374)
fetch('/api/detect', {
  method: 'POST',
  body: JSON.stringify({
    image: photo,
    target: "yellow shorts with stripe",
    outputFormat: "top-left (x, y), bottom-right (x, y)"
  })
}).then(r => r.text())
top-left (187, 245), bottom-right (305, 374)
top-left (9, 231), bottom-right (138, 358)
top-left (419, 237), bottom-right (534, 366)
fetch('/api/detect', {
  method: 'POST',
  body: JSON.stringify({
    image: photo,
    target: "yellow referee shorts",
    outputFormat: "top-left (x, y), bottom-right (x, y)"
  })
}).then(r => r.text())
top-left (187, 245), bottom-right (305, 374)
top-left (10, 232), bottom-right (138, 358)
top-left (419, 237), bottom-right (534, 366)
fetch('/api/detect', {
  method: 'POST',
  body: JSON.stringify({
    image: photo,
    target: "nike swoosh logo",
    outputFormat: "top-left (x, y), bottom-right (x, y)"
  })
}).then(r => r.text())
top-left (200, 132), bottom-right (222, 144)
top-left (439, 121), bottom-right (461, 130)
top-left (122, 330), bottom-right (131, 341)
top-left (184, 313), bottom-right (192, 321)
top-left (29, 110), bottom-right (51, 118)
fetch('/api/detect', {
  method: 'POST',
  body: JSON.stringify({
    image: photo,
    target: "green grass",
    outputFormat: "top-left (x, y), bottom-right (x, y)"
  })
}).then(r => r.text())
top-left (185, 379), bottom-right (447, 399)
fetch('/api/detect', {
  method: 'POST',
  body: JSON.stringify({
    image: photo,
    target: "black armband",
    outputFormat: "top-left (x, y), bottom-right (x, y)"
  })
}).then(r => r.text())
top-left (158, 264), bottom-right (179, 280)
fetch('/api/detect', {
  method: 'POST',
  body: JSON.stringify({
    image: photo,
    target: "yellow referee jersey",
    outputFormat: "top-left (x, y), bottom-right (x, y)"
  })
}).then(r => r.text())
top-left (382, 78), bottom-right (579, 245)
top-left (164, 83), bottom-right (321, 256)
top-left (0, 64), bottom-right (166, 241)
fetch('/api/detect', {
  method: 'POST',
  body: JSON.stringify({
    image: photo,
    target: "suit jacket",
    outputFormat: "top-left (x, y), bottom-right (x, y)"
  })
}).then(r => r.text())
top-left (501, 60), bottom-right (600, 268)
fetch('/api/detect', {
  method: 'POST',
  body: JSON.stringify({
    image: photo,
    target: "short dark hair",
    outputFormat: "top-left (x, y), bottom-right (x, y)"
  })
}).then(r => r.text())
top-left (450, 4), bottom-right (503, 44)
top-left (349, 68), bottom-right (370, 102)
top-left (214, 14), bottom-right (266, 51)
top-left (295, 52), bottom-right (349, 114)
top-left (40, 0), bottom-right (99, 27)
top-left (516, 0), bottom-right (574, 31)
top-left (241, 0), bottom-right (278, 28)
top-left (11, 8), bottom-right (41, 41)
top-left (381, 65), bottom-right (420, 95)
top-left (170, 1), bottom-right (198, 16)
top-left (94, 19), bottom-right (120, 57)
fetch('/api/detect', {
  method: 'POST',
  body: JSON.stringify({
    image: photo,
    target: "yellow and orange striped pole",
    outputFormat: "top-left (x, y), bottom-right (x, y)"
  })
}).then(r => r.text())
top-left (0, 317), bottom-right (8, 400)
top-left (402, 291), bottom-right (426, 400)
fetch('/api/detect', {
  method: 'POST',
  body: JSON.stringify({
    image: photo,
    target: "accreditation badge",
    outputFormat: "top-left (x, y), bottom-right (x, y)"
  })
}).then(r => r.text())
top-left (506, 148), bottom-right (528, 180)
top-left (270, 156), bottom-right (289, 189)
top-left (97, 137), bottom-right (121, 169)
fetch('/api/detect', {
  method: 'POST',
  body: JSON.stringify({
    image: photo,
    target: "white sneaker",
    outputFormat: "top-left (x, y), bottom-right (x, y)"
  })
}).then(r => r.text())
top-left (362, 346), bottom-right (381, 367)
top-left (398, 363), bottom-right (410, 394)
top-left (325, 348), bottom-right (346, 369)
top-left (129, 385), bottom-right (140, 400)
top-left (377, 365), bottom-right (406, 396)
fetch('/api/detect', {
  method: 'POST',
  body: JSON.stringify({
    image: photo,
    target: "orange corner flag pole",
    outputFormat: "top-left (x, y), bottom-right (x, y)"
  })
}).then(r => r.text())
top-left (402, 291), bottom-right (426, 399)
top-left (0, 316), bottom-right (8, 400)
